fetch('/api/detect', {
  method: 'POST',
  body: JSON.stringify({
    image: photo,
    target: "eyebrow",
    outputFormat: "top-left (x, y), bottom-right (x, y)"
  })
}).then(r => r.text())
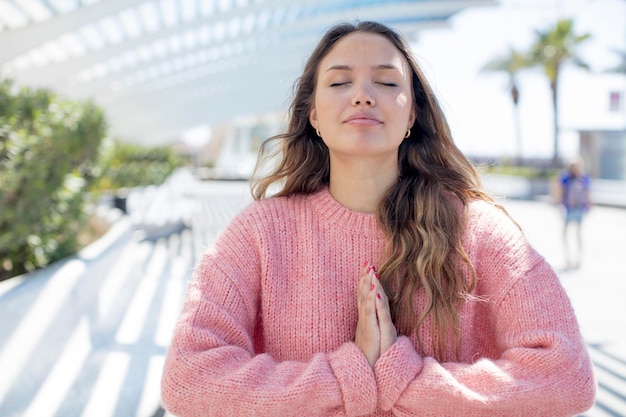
top-left (324, 64), bottom-right (400, 72)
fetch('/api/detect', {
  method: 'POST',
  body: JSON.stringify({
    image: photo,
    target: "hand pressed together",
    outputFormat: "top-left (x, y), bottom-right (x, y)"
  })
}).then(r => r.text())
top-left (354, 262), bottom-right (397, 368)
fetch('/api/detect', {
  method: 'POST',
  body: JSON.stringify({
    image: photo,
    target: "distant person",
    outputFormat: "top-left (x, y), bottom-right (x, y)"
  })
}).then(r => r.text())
top-left (558, 158), bottom-right (591, 269)
top-left (161, 21), bottom-right (595, 416)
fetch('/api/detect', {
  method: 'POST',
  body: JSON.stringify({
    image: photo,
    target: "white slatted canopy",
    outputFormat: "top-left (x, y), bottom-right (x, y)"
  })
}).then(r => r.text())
top-left (0, 0), bottom-right (496, 145)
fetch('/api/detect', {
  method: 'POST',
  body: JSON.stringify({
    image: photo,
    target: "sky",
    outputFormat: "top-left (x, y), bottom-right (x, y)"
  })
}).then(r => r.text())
top-left (410, 0), bottom-right (626, 159)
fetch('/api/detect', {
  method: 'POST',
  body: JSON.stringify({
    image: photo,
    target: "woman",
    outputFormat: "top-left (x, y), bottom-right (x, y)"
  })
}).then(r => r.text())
top-left (161, 21), bottom-right (595, 416)
top-left (557, 157), bottom-right (591, 269)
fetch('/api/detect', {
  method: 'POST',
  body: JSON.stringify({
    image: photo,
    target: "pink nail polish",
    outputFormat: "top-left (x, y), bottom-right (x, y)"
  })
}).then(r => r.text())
top-left (370, 284), bottom-right (375, 291)
top-left (363, 260), bottom-right (369, 268)
top-left (377, 293), bottom-right (381, 299)
top-left (366, 266), bottom-right (371, 273)
top-left (374, 272), bottom-right (379, 280)
top-left (372, 265), bottom-right (377, 272)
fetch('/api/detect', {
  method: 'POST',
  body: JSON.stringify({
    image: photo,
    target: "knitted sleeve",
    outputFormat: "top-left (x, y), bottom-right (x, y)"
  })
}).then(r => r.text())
top-left (160, 204), bottom-right (377, 417)
top-left (372, 202), bottom-right (596, 416)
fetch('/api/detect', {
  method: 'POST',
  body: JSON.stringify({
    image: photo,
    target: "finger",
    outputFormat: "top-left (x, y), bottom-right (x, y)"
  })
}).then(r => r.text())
top-left (372, 276), bottom-right (392, 320)
top-left (375, 285), bottom-right (397, 356)
top-left (357, 263), bottom-right (376, 302)
top-left (375, 288), bottom-right (393, 324)
top-left (358, 283), bottom-right (376, 317)
top-left (357, 274), bottom-right (372, 307)
top-left (355, 266), bottom-right (381, 367)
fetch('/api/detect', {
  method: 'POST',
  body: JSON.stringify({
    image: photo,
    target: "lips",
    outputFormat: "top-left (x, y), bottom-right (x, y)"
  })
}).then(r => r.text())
top-left (344, 112), bottom-right (382, 125)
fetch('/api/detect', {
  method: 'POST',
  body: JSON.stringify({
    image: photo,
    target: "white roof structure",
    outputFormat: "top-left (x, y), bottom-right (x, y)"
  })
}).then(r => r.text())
top-left (0, 0), bottom-right (496, 145)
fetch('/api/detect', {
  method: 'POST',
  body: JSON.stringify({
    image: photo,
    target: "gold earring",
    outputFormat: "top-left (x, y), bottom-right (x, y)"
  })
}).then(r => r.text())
top-left (404, 128), bottom-right (411, 139)
top-left (316, 128), bottom-right (321, 137)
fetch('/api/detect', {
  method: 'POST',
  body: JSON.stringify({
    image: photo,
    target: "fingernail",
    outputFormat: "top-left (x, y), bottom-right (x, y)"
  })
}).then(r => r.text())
top-left (372, 265), bottom-right (377, 272)
top-left (374, 272), bottom-right (379, 280)
top-left (370, 284), bottom-right (375, 291)
top-left (366, 266), bottom-right (371, 273)
top-left (363, 260), bottom-right (369, 268)
top-left (377, 293), bottom-right (381, 299)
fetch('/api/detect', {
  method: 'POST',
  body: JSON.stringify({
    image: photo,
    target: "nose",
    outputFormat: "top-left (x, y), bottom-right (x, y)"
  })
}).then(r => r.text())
top-left (352, 83), bottom-right (375, 107)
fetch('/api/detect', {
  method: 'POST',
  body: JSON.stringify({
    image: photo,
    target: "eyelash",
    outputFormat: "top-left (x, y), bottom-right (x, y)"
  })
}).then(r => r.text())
top-left (329, 82), bottom-right (397, 87)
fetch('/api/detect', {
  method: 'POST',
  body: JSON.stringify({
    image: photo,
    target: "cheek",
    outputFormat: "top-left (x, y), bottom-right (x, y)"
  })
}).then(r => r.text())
top-left (394, 92), bottom-right (414, 124)
top-left (396, 92), bottom-right (409, 108)
top-left (313, 94), bottom-right (335, 122)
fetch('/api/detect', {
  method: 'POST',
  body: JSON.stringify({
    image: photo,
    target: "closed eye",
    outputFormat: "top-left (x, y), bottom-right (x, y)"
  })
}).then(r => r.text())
top-left (378, 82), bottom-right (397, 87)
top-left (330, 82), bottom-right (350, 87)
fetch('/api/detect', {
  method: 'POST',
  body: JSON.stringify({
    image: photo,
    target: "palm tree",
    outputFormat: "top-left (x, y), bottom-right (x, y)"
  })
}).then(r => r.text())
top-left (529, 18), bottom-right (591, 168)
top-left (481, 47), bottom-right (530, 164)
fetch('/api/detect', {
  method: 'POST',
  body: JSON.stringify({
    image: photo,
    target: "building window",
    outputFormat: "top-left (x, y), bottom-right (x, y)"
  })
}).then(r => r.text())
top-left (609, 90), bottom-right (622, 112)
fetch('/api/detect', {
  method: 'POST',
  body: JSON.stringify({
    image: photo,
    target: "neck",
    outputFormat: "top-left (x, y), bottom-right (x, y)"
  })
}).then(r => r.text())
top-left (328, 155), bottom-right (399, 213)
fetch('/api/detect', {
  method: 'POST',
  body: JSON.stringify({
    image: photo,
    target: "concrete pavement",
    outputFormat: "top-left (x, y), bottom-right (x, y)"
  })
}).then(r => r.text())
top-left (0, 172), bottom-right (624, 417)
top-left (500, 198), bottom-right (626, 417)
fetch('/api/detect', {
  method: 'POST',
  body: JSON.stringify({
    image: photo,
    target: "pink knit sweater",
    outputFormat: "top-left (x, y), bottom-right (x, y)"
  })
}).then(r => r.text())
top-left (161, 187), bottom-right (595, 417)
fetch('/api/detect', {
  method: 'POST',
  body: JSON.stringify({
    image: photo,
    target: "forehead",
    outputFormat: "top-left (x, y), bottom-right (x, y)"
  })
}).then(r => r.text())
top-left (320, 31), bottom-right (408, 70)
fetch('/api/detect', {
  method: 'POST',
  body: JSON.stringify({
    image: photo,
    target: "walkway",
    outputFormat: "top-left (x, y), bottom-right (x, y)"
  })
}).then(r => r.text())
top-left (0, 170), bottom-right (624, 417)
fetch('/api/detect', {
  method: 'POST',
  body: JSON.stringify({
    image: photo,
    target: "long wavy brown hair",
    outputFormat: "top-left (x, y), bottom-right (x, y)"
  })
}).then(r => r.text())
top-left (251, 21), bottom-right (496, 360)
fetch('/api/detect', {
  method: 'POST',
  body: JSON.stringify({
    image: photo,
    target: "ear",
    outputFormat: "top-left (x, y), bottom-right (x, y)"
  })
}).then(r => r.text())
top-left (409, 107), bottom-right (416, 129)
top-left (309, 107), bottom-right (318, 131)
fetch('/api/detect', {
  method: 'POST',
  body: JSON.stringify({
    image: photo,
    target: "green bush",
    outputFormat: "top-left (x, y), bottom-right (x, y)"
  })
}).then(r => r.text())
top-left (90, 138), bottom-right (182, 194)
top-left (0, 79), bottom-right (107, 281)
top-left (479, 162), bottom-right (558, 179)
